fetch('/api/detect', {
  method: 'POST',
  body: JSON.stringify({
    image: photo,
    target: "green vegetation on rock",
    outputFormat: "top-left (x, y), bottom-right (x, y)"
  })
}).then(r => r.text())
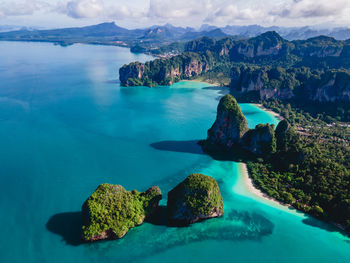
top-left (82, 184), bottom-right (161, 242)
top-left (205, 95), bottom-right (248, 150)
top-left (167, 173), bottom-right (224, 226)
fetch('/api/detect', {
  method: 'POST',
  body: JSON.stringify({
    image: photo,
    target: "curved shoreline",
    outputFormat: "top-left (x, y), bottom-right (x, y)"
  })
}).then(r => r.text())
top-left (237, 105), bottom-right (302, 216)
top-left (238, 163), bottom-right (301, 215)
top-left (252, 103), bottom-right (284, 120)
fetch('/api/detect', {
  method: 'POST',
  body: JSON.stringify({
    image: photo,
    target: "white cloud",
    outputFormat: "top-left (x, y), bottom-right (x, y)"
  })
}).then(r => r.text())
top-left (147, 0), bottom-right (211, 20)
top-left (0, 0), bottom-right (350, 29)
top-left (271, 0), bottom-right (349, 18)
top-left (0, 0), bottom-right (47, 16)
top-left (62, 0), bottom-right (104, 18)
top-left (205, 3), bottom-right (265, 24)
top-left (107, 4), bottom-right (143, 20)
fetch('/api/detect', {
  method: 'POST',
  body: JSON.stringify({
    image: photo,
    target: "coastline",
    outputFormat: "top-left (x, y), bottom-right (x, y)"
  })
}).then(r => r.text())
top-left (239, 163), bottom-right (296, 211)
top-left (252, 103), bottom-right (283, 120)
top-left (186, 79), bottom-right (221, 87)
top-left (238, 105), bottom-right (300, 214)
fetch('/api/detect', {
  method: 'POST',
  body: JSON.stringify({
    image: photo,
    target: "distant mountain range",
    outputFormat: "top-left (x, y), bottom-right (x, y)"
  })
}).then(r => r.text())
top-left (0, 25), bottom-right (38, 33)
top-left (0, 22), bottom-right (350, 53)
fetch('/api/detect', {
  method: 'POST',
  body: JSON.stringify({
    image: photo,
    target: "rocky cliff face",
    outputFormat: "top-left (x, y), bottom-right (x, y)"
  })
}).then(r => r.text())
top-left (230, 31), bottom-right (285, 60)
top-left (206, 94), bottom-right (248, 150)
top-left (82, 184), bottom-right (161, 242)
top-left (167, 173), bottom-right (224, 226)
top-left (119, 54), bottom-right (211, 87)
top-left (242, 124), bottom-right (276, 155)
top-left (231, 66), bottom-right (295, 100)
top-left (184, 59), bottom-right (209, 76)
top-left (119, 62), bottom-right (145, 86)
top-left (312, 71), bottom-right (350, 102)
top-left (231, 66), bottom-right (350, 102)
top-left (202, 94), bottom-right (280, 157)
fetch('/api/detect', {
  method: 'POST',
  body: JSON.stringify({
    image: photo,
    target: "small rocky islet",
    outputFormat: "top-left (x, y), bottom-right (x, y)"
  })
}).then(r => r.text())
top-left (81, 184), bottom-right (162, 242)
top-left (167, 173), bottom-right (224, 226)
top-left (82, 174), bottom-right (224, 242)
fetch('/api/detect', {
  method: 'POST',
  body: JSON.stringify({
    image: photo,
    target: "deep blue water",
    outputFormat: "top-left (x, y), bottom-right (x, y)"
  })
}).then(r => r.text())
top-left (0, 41), bottom-right (349, 263)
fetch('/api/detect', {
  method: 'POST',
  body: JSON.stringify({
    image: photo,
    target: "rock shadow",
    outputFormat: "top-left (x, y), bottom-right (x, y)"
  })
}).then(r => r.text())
top-left (150, 140), bottom-right (205, 155)
top-left (46, 211), bottom-right (83, 246)
top-left (150, 139), bottom-right (256, 163)
top-left (145, 205), bottom-right (168, 226)
top-left (201, 86), bottom-right (229, 95)
top-left (302, 217), bottom-right (350, 238)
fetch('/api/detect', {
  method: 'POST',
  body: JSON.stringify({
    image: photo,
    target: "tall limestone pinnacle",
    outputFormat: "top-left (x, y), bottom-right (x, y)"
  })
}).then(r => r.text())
top-left (202, 94), bottom-right (280, 157)
top-left (206, 94), bottom-right (249, 150)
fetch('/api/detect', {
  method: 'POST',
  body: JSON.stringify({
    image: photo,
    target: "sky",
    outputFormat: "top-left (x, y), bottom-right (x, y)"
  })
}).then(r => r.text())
top-left (0, 0), bottom-right (350, 29)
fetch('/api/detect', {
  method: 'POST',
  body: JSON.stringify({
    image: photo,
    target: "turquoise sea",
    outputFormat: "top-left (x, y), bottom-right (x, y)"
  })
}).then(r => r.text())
top-left (0, 41), bottom-right (349, 263)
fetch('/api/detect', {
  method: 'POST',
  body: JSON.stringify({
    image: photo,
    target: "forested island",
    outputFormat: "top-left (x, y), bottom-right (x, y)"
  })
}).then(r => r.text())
top-left (81, 174), bottom-right (223, 242)
top-left (119, 31), bottom-right (350, 234)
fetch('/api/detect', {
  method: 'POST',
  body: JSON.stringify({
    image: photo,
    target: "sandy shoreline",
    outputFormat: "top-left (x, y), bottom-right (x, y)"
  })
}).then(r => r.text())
top-left (238, 105), bottom-right (295, 212)
top-left (240, 163), bottom-right (295, 210)
top-left (187, 79), bottom-right (221, 87)
top-left (252, 103), bottom-right (284, 120)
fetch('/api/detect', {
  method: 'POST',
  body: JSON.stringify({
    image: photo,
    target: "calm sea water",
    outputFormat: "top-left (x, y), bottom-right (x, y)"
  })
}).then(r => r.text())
top-left (0, 41), bottom-right (349, 263)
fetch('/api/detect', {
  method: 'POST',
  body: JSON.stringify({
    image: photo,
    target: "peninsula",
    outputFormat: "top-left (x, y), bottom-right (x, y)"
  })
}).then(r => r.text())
top-left (202, 94), bottom-right (350, 234)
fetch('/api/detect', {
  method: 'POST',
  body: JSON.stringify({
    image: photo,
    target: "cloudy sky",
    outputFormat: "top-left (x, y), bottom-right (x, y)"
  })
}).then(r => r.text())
top-left (0, 0), bottom-right (350, 29)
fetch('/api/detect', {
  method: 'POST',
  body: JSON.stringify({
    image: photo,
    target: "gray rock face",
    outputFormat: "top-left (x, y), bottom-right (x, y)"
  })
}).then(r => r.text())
top-left (231, 66), bottom-right (350, 102)
top-left (119, 62), bottom-right (145, 86)
top-left (312, 71), bottom-right (350, 102)
top-left (202, 94), bottom-right (284, 157)
top-left (206, 94), bottom-right (248, 150)
top-left (167, 173), bottom-right (224, 226)
top-left (242, 124), bottom-right (276, 155)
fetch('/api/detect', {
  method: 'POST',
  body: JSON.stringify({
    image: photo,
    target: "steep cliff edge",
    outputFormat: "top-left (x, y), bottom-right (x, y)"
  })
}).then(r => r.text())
top-left (206, 95), bottom-right (248, 151)
top-left (201, 94), bottom-right (278, 157)
top-left (119, 52), bottom-right (212, 87)
top-left (231, 66), bottom-right (350, 102)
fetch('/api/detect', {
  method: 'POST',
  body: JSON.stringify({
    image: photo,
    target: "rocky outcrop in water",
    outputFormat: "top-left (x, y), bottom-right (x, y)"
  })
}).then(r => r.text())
top-left (202, 94), bottom-right (279, 157)
top-left (119, 62), bottom-right (145, 86)
top-left (205, 94), bottom-right (248, 151)
top-left (82, 184), bottom-right (161, 242)
top-left (167, 173), bottom-right (224, 226)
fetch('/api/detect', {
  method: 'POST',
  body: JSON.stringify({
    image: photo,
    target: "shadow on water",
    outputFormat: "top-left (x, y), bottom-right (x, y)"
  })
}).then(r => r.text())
top-left (150, 140), bottom-right (205, 155)
top-left (46, 212), bottom-right (83, 246)
top-left (302, 217), bottom-right (350, 238)
top-left (45, 208), bottom-right (274, 262)
top-left (145, 205), bottom-right (168, 226)
top-left (201, 86), bottom-right (229, 96)
top-left (105, 79), bottom-right (120, 84)
top-left (150, 139), bottom-right (256, 163)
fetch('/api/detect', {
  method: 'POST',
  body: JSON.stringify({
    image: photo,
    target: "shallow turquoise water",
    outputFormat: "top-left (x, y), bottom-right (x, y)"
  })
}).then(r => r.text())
top-left (0, 41), bottom-right (349, 263)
